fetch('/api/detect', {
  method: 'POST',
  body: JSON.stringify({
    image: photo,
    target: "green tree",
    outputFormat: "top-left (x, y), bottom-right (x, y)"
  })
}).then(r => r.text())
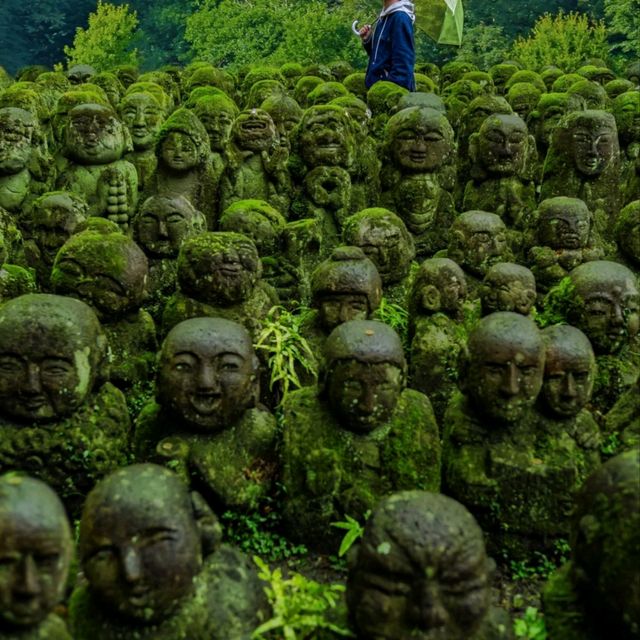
top-left (604, 0), bottom-right (640, 61)
top-left (64, 1), bottom-right (139, 71)
top-left (456, 23), bottom-right (511, 70)
top-left (511, 11), bottom-right (608, 71)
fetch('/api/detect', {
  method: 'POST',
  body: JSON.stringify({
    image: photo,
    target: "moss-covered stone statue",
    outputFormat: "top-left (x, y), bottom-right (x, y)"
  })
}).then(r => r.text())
top-left (22, 190), bottom-right (88, 289)
top-left (463, 114), bottom-right (537, 247)
top-left (528, 93), bottom-right (570, 168)
top-left (0, 474), bottom-right (73, 640)
top-left (51, 223), bottom-right (157, 397)
top-left (55, 103), bottom-right (138, 230)
top-left (612, 90), bottom-right (640, 206)
top-left (281, 320), bottom-right (441, 551)
top-left (69, 463), bottom-right (269, 640)
top-left (134, 318), bottom-right (276, 512)
top-left (443, 312), bottom-right (595, 559)
top-left (540, 110), bottom-right (622, 241)
top-left (479, 262), bottom-right (537, 317)
top-left (527, 197), bottom-right (604, 294)
top-left (161, 232), bottom-right (277, 340)
top-left (342, 208), bottom-right (416, 306)
top-left (219, 108), bottom-right (290, 217)
top-left (559, 261), bottom-right (640, 415)
top-left (380, 107), bottom-right (456, 258)
top-left (614, 200), bottom-right (640, 272)
top-left (289, 105), bottom-right (357, 248)
top-left (444, 210), bottom-right (514, 299)
top-left (0, 294), bottom-right (130, 515)
top-left (133, 193), bottom-right (206, 322)
top-left (543, 450), bottom-right (639, 640)
top-left (408, 258), bottom-right (469, 424)
top-left (117, 90), bottom-right (166, 193)
top-left (347, 491), bottom-right (513, 640)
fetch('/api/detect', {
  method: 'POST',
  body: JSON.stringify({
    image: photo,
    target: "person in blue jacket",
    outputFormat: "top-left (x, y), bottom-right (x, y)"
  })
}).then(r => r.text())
top-left (359, 0), bottom-right (416, 92)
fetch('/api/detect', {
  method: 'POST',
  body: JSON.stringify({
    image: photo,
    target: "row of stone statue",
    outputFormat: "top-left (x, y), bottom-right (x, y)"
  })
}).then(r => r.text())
top-left (1, 451), bottom-right (637, 639)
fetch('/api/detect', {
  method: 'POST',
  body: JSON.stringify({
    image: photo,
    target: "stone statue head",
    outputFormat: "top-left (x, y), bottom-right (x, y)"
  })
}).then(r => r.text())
top-left (27, 191), bottom-right (89, 267)
top-left (192, 94), bottom-right (238, 153)
top-left (410, 257), bottom-right (466, 317)
top-left (0, 474), bottom-right (72, 631)
top-left (118, 91), bottom-right (166, 152)
top-left (157, 107), bottom-right (210, 171)
top-left (311, 247), bottom-right (382, 332)
top-left (480, 262), bottom-right (537, 316)
top-left (347, 491), bottom-right (493, 640)
top-left (323, 320), bottom-right (406, 433)
top-left (457, 95), bottom-right (513, 148)
top-left (568, 261), bottom-right (639, 355)
top-left (615, 201), bottom-right (640, 267)
top-left (570, 450), bottom-right (640, 637)
top-left (342, 208), bottom-right (415, 285)
top-left (79, 463), bottom-right (221, 624)
top-left (611, 90), bottom-right (640, 147)
top-left (0, 107), bottom-right (38, 176)
top-left (489, 63), bottom-right (520, 95)
top-left (461, 312), bottom-right (544, 424)
top-left (231, 108), bottom-right (278, 153)
top-left (261, 94), bottom-right (302, 148)
top-left (540, 324), bottom-right (595, 418)
top-left (536, 197), bottom-right (592, 250)
top-left (448, 211), bottom-right (512, 278)
top-left (134, 193), bottom-right (206, 259)
top-left (177, 232), bottom-right (262, 305)
top-left (506, 82), bottom-right (542, 122)
top-left (529, 93), bottom-right (570, 150)
top-left (51, 223), bottom-right (148, 320)
top-left (157, 317), bottom-right (259, 432)
top-left (64, 103), bottom-right (131, 165)
top-left (384, 106), bottom-right (455, 173)
top-left (66, 64), bottom-right (96, 85)
top-left (0, 293), bottom-right (107, 423)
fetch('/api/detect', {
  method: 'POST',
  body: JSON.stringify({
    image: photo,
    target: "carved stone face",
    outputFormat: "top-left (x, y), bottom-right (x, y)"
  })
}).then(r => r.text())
top-left (67, 64), bottom-right (95, 85)
top-left (178, 233), bottom-right (261, 305)
top-left (0, 294), bottom-right (104, 423)
top-left (459, 96), bottom-right (512, 145)
top-left (65, 103), bottom-right (127, 165)
top-left (568, 111), bottom-right (618, 177)
top-left (475, 114), bottom-right (528, 176)
top-left (387, 107), bottom-right (454, 172)
top-left (541, 325), bottom-right (595, 417)
top-left (465, 312), bottom-right (544, 423)
top-left (51, 228), bottom-right (148, 319)
top-left (413, 258), bottom-right (466, 315)
top-left (319, 294), bottom-right (369, 332)
top-left (343, 210), bottom-right (414, 285)
top-left (160, 131), bottom-right (199, 172)
top-left (0, 107), bottom-right (35, 175)
top-left (612, 90), bottom-right (640, 146)
top-left (135, 194), bottom-right (204, 259)
top-left (537, 197), bottom-right (591, 250)
top-left (232, 108), bottom-right (277, 153)
top-left (298, 106), bottom-right (353, 168)
top-left (219, 201), bottom-right (285, 257)
top-left (157, 318), bottom-right (258, 431)
top-left (261, 95), bottom-right (303, 147)
top-left (0, 475), bottom-right (72, 630)
top-left (28, 192), bottom-right (88, 266)
top-left (449, 212), bottom-right (510, 278)
top-left (570, 261), bottom-right (640, 355)
top-left (80, 464), bottom-right (202, 624)
top-left (616, 202), bottom-right (640, 266)
top-left (347, 491), bottom-right (492, 640)
top-left (481, 263), bottom-right (536, 316)
top-left (194, 99), bottom-right (236, 152)
top-left (536, 94), bottom-right (569, 148)
top-left (118, 93), bottom-right (164, 151)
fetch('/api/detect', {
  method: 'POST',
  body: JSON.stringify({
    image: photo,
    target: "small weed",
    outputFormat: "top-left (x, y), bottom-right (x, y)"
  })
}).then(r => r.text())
top-left (330, 511), bottom-right (370, 558)
top-left (510, 551), bottom-right (558, 581)
top-left (601, 431), bottom-right (621, 456)
top-left (255, 305), bottom-right (318, 406)
top-left (514, 607), bottom-right (547, 640)
top-left (374, 298), bottom-right (409, 351)
top-left (252, 556), bottom-right (354, 639)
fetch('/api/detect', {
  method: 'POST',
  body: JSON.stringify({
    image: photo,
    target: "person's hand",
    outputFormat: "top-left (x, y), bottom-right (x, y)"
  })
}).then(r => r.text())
top-left (359, 24), bottom-right (372, 41)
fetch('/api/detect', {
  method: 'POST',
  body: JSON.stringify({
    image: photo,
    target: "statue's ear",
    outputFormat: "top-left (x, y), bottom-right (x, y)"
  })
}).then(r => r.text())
top-left (520, 134), bottom-right (539, 181)
top-left (448, 230), bottom-right (466, 263)
top-left (457, 344), bottom-right (471, 394)
top-left (420, 284), bottom-right (441, 312)
top-left (190, 491), bottom-right (223, 557)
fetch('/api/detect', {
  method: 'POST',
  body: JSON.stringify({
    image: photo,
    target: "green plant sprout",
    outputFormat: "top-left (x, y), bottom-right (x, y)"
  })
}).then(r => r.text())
top-left (330, 510), bottom-right (370, 558)
top-left (374, 298), bottom-right (409, 351)
top-left (514, 607), bottom-right (547, 640)
top-left (252, 556), bottom-right (354, 639)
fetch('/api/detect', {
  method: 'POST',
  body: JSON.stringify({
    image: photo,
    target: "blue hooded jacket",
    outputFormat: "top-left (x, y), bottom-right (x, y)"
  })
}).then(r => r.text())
top-left (364, 10), bottom-right (416, 92)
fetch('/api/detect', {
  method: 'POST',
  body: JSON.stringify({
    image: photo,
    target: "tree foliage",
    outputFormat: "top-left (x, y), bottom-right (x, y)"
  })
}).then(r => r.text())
top-left (456, 23), bottom-right (511, 69)
top-left (604, 0), bottom-right (640, 61)
top-left (511, 11), bottom-right (609, 71)
top-left (64, 1), bottom-right (139, 71)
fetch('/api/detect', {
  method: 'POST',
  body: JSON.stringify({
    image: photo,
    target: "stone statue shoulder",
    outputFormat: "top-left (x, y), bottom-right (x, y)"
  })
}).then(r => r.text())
top-left (0, 613), bottom-right (71, 640)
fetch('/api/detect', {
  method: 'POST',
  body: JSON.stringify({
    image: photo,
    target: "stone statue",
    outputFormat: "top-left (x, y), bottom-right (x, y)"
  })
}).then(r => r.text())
top-left (55, 103), bottom-right (138, 230)
top-left (0, 294), bottom-right (130, 514)
top-left (480, 262), bottom-right (537, 316)
top-left (614, 200), bottom-right (640, 271)
top-left (50, 223), bottom-right (157, 397)
top-left (342, 208), bottom-right (416, 306)
top-left (161, 232), bottom-right (277, 340)
top-left (133, 193), bottom-right (206, 322)
top-left (281, 320), bottom-right (440, 551)
top-left (134, 318), bottom-right (276, 511)
top-left (380, 107), bottom-right (456, 258)
top-left (612, 91), bottom-right (640, 206)
top-left (528, 197), bottom-right (604, 294)
top-left (528, 93), bottom-right (570, 166)
top-left (543, 450), bottom-right (640, 640)
top-left (69, 463), bottom-right (269, 640)
top-left (347, 491), bottom-right (512, 640)
top-left (0, 474), bottom-right (72, 639)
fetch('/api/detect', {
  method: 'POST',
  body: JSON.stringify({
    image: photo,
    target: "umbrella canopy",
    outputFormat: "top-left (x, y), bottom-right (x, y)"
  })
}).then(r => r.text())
top-left (415, 0), bottom-right (464, 46)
